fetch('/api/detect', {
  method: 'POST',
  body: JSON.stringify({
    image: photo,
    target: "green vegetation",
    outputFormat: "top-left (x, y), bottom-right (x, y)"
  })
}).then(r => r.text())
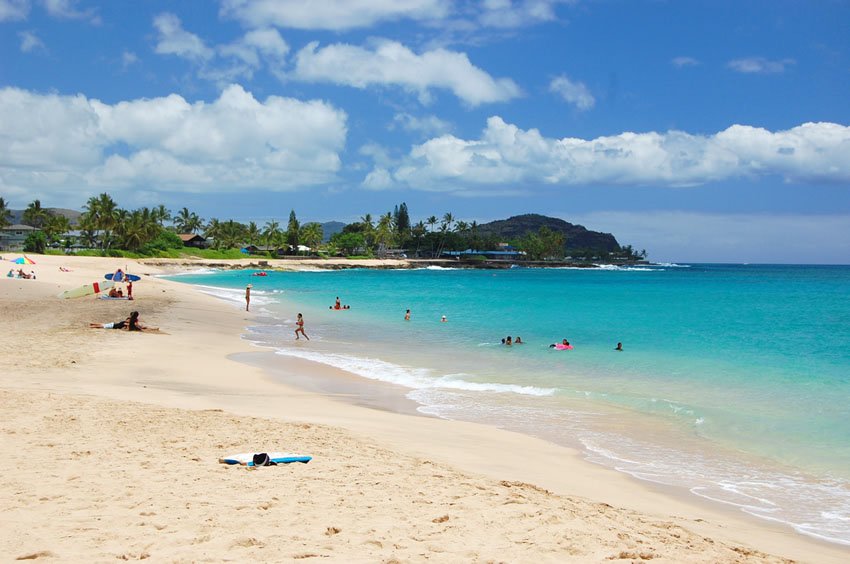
top-left (9, 195), bottom-right (647, 262)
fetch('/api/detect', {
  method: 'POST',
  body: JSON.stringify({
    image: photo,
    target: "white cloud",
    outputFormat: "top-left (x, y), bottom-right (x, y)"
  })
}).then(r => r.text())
top-left (362, 167), bottom-right (395, 190)
top-left (122, 51), bottom-right (139, 68)
top-left (568, 211), bottom-right (850, 264)
top-left (18, 30), bottom-right (45, 53)
top-left (728, 56), bottom-right (795, 74)
top-left (152, 15), bottom-right (288, 85)
top-left (292, 39), bottom-right (521, 106)
top-left (373, 116), bottom-right (850, 193)
top-left (220, 0), bottom-right (449, 30)
top-left (153, 12), bottom-right (214, 62)
top-left (391, 112), bottom-right (453, 136)
top-left (672, 56), bottom-right (699, 68)
top-left (0, 85), bottom-right (348, 202)
top-left (478, 0), bottom-right (566, 28)
top-left (549, 75), bottom-right (594, 110)
top-left (42, 0), bottom-right (99, 23)
top-left (0, 0), bottom-right (29, 21)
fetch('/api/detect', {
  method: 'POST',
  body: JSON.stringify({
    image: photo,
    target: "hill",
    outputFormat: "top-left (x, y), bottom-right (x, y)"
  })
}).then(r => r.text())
top-left (321, 221), bottom-right (345, 243)
top-left (477, 214), bottom-right (620, 253)
top-left (9, 208), bottom-right (82, 226)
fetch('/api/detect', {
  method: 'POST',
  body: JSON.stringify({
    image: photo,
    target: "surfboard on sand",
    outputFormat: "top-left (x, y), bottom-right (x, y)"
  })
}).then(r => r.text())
top-left (218, 452), bottom-right (312, 466)
top-left (105, 272), bottom-right (141, 282)
top-left (58, 280), bottom-right (115, 299)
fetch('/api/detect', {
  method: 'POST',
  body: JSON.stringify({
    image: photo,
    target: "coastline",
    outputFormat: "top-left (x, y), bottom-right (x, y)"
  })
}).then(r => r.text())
top-left (2, 254), bottom-right (848, 562)
top-left (140, 256), bottom-right (627, 272)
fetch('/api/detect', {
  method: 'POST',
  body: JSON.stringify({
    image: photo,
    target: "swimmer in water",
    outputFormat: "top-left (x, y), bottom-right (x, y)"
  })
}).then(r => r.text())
top-left (404, 309), bottom-right (411, 321)
top-left (615, 342), bottom-right (623, 351)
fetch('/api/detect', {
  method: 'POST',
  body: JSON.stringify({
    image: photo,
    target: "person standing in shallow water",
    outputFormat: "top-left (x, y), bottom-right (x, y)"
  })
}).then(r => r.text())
top-left (404, 309), bottom-right (411, 321)
top-left (245, 284), bottom-right (251, 311)
top-left (295, 313), bottom-right (309, 340)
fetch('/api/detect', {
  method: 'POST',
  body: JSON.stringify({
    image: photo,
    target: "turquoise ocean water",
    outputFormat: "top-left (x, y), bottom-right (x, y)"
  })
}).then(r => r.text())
top-left (167, 264), bottom-right (850, 545)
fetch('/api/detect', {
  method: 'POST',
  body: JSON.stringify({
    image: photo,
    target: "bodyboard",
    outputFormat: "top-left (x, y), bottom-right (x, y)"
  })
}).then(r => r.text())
top-left (219, 452), bottom-right (312, 466)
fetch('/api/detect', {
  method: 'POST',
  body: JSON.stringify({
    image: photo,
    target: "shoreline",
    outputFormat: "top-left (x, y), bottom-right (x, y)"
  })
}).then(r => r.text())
top-left (2, 254), bottom-right (848, 562)
top-left (140, 255), bottom-right (646, 272)
top-left (231, 316), bottom-right (850, 553)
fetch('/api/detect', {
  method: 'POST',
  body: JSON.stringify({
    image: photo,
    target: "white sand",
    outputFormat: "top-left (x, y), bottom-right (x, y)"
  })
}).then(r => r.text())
top-left (1, 253), bottom-right (848, 562)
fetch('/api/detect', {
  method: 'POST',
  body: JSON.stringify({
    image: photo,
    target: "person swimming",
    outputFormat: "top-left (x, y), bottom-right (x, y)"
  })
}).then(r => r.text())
top-left (550, 339), bottom-right (572, 350)
top-left (615, 342), bottom-right (623, 351)
top-left (514, 336), bottom-right (523, 344)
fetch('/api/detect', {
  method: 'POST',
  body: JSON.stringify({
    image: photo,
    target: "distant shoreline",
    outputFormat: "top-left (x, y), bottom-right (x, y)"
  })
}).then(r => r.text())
top-left (140, 256), bottom-right (649, 272)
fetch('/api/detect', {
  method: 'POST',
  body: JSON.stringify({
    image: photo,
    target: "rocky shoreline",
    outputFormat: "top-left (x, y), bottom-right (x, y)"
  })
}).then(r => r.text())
top-left (139, 256), bottom-right (650, 272)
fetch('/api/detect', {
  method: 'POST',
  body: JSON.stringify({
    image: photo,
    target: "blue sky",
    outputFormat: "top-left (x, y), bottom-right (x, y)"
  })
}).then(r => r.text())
top-left (1, 0), bottom-right (849, 262)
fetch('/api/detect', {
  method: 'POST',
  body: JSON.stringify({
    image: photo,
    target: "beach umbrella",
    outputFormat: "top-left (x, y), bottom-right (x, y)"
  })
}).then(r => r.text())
top-left (12, 256), bottom-right (35, 265)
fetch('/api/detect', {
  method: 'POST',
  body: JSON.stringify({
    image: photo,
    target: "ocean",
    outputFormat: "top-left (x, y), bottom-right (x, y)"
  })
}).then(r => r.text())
top-left (166, 263), bottom-right (850, 545)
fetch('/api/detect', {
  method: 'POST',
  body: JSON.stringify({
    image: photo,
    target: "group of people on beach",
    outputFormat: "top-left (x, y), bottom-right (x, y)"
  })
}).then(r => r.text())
top-left (7, 268), bottom-right (35, 279)
top-left (107, 280), bottom-right (133, 299)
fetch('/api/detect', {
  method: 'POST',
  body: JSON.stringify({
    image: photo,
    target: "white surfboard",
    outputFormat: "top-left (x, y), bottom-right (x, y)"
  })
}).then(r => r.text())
top-left (58, 280), bottom-right (115, 299)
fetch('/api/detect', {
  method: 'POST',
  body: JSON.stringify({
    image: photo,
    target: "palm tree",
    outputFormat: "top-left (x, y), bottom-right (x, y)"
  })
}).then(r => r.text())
top-left (152, 205), bottom-right (172, 227)
top-left (411, 221), bottom-right (426, 256)
top-left (375, 212), bottom-right (395, 256)
top-left (175, 207), bottom-right (203, 234)
top-left (262, 220), bottom-right (281, 250)
top-left (205, 218), bottom-right (222, 249)
top-left (440, 212), bottom-right (454, 233)
top-left (43, 214), bottom-right (71, 246)
top-left (23, 199), bottom-right (50, 229)
top-left (426, 215), bottom-right (438, 233)
top-left (218, 220), bottom-right (245, 250)
top-left (300, 222), bottom-right (323, 254)
top-left (0, 197), bottom-right (11, 228)
top-left (246, 221), bottom-right (261, 246)
top-left (83, 193), bottom-right (119, 250)
top-left (360, 213), bottom-right (375, 251)
top-left (120, 210), bottom-right (148, 252)
top-left (436, 212), bottom-right (455, 257)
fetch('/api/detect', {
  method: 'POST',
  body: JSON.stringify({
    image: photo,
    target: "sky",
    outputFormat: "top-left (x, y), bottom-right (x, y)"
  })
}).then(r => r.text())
top-left (1, 0), bottom-right (849, 263)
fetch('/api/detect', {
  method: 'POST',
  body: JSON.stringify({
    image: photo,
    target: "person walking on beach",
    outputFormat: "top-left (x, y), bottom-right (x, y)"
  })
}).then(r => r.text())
top-left (245, 284), bottom-right (251, 311)
top-left (295, 313), bottom-right (309, 340)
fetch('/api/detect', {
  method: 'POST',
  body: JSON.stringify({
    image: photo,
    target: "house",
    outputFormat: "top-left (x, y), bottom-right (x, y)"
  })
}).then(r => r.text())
top-left (179, 233), bottom-right (208, 248)
top-left (0, 224), bottom-right (38, 251)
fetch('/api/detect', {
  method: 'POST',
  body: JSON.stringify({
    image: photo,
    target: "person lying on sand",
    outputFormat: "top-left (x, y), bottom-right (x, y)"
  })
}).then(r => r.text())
top-left (89, 311), bottom-right (159, 332)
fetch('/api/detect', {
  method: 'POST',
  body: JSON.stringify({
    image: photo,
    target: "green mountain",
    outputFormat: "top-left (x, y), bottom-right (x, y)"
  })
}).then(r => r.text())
top-left (477, 214), bottom-right (621, 253)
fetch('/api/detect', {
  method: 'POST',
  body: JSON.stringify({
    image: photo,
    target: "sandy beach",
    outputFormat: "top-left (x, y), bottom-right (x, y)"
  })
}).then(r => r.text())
top-left (2, 254), bottom-right (848, 562)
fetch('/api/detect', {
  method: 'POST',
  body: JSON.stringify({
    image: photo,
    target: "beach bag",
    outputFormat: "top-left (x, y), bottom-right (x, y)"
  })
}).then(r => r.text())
top-left (252, 453), bottom-right (277, 466)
